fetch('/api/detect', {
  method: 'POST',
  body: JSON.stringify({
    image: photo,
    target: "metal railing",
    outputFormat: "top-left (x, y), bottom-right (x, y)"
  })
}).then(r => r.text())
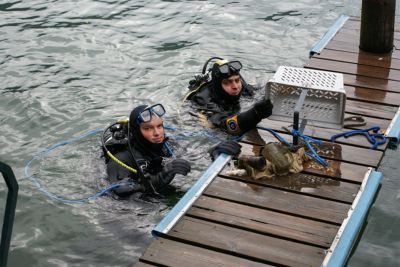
top-left (0, 162), bottom-right (19, 267)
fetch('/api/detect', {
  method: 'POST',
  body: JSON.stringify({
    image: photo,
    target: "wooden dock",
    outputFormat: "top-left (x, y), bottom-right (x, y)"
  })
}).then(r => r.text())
top-left (134, 16), bottom-right (400, 267)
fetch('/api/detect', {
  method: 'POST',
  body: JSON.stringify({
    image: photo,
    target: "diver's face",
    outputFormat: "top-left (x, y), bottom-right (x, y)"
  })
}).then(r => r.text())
top-left (139, 116), bottom-right (165, 144)
top-left (221, 75), bottom-right (242, 96)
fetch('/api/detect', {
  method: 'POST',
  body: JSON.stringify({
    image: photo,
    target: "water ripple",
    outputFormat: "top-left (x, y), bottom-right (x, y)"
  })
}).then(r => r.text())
top-left (2, 1), bottom-right (398, 266)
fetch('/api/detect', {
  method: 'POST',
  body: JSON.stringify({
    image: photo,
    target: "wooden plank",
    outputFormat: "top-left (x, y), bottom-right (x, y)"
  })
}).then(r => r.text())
top-left (350, 115), bottom-right (392, 131)
top-left (205, 177), bottom-right (350, 224)
top-left (256, 119), bottom-right (389, 150)
top-left (189, 195), bottom-right (339, 248)
top-left (139, 238), bottom-right (269, 267)
top-left (241, 130), bottom-right (383, 168)
top-left (219, 172), bottom-right (359, 204)
top-left (333, 30), bottom-right (400, 48)
top-left (343, 18), bottom-right (400, 33)
top-left (313, 49), bottom-right (400, 70)
top-left (242, 133), bottom-right (373, 183)
top-left (338, 71), bottom-right (400, 93)
top-left (339, 26), bottom-right (400, 41)
top-left (169, 216), bottom-right (326, 267)
top-left (324, 40), bottom-right (400, 60)
top-left (343, 72), bottom-right (400, 97)
top-left (341, 18), bottom-right (360, 30)
top-left (133, 262), bottom-right (157, 267)
top-left (302, 159), bottom-right (369, 183)
top-left (344, 85), bottom-right (400, 107)
top-left (306, 58), bottom-right (400, 82)
top-left (345, 99), bottom-right (397, 120)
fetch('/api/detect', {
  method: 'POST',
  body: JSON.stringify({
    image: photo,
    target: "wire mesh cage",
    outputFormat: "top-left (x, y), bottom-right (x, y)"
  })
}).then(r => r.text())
top-left (265, 66), bottom-right (346, 129)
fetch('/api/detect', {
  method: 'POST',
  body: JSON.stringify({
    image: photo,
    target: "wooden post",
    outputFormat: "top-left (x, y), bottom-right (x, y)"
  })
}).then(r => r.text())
top-left (359, 0), bottom-right (396, 53)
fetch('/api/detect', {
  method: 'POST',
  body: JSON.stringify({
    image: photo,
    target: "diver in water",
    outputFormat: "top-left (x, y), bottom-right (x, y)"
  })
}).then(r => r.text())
top-left (102, 103), bottom-right (241, 198)
top-left (186, 57), bottom-right (273, 135)
top-left (102, 104), bottom-right (191, 198)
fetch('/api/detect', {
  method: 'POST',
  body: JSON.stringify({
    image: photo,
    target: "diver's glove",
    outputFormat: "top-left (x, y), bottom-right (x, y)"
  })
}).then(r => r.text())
top-left (164, 159), bottom-right (191, 176)
top-left (232, 99), bottom-right (273, 134)
top-left (113, 177), bottom-right (146, 197)
top-left (209, 140), bottom-right (242, 160)
top-left (252, 99), bottom-right (273, 120)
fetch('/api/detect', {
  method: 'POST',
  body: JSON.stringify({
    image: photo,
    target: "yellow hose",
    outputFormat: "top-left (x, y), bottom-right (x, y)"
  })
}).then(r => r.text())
top-left (177, 82), bottom-right (205, 126)
top-left (106, 150), bottom-right (137, 173)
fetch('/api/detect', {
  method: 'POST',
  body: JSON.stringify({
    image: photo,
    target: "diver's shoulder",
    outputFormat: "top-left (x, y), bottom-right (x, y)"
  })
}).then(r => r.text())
top-left (188, 83), bottom-right (212, 104)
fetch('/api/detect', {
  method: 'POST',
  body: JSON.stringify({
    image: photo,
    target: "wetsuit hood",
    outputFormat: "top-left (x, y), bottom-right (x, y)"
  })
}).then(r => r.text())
top-left (128, 105), bottom-right (166, 171)
top-left (209, 60), bottom-right (254, 108)
top-left (210, 75), bottom-right (241, 107)
top-left (210, 61), bottom-right (240, 107)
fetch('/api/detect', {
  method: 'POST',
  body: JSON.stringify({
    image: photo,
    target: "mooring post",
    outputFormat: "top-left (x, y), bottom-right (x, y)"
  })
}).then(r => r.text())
top-left (359, 0), bottom-right (396, 53)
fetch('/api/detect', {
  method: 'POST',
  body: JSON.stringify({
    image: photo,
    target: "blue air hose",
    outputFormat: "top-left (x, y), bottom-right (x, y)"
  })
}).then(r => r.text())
top-left (256, 126), bottom-right (328, 167)
top-left (166, 127), bottom-right (220, 143)
top-left (164, 142), bottom-right (176, 159)
top-left (330, 126), bottom-right (387, 149)
top-left (291, 129), bottom-right (328, 167)
top-left (24, 129), bottom-right (133, 204)
top-left (24, 126), bottom-right (221, 204)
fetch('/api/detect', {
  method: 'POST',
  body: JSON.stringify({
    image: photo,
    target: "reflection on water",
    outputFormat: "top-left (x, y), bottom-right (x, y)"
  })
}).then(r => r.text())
top-left (0, 0), bottom-right (399, 266)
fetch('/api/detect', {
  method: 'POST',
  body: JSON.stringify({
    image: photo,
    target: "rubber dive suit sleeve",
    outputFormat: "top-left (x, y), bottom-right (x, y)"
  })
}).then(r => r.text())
top-left (145, 168), bottom-right (175, 192)
top-left (225, 108), bottom-right (260, 135)
top-left (145, 159), bottom-right (191, 192)
top-left (224, 99), bottom-right (273, 135)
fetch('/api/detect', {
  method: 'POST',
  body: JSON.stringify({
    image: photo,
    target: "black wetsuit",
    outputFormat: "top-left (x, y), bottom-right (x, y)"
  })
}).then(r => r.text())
top-left (105, 143), bottom-right (175, 197)
top-left (188, 76), bottom-right (264, 135)
top-left (103, 105), bottom-right (179, 198)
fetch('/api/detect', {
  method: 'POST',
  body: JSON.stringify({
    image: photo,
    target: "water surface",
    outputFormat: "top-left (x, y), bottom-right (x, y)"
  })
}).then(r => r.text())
top-left (0, 0), bottom-right (399, 266)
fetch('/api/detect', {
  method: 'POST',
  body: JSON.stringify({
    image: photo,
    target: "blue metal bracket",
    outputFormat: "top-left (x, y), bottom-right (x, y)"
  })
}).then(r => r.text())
top-left (322, 169), bottom-right (382, 267)
top-left (310, 15), bottom-right (349, 57)
top-left (0, 162), bottom-right (19, 267)
top-left (385, 107), bottom-right (400, 148)
top-left (152, 153), bottom-right (232, 236)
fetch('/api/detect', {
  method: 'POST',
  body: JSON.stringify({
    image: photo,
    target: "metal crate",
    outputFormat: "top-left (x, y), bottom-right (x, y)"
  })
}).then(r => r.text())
top-left (265, 66), bottom-right (346, 129)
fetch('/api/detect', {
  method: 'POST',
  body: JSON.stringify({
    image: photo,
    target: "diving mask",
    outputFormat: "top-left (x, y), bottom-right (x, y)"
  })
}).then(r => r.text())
top-left (214, 60), bottom-right (242, 78)
top-left (136, 104), bottom-right (166, 123)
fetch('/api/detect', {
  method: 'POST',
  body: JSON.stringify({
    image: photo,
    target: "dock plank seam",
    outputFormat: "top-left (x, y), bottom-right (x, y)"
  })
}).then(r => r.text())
top-left (201, 192), bottom-right (344, 226)
top-left (151, 232), bottom-right (289, 267)
top-left (217, 174), bottom-right (356, 205)
top-left (185, 211), bottom-right (332, 250)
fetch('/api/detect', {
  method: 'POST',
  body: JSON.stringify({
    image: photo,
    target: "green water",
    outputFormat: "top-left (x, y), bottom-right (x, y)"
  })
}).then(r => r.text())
top-left (0, 0), bottom-right (399, 266)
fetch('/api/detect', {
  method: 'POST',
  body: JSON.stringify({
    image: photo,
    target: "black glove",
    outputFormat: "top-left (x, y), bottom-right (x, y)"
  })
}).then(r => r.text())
top-left (165, 159), bottom-right (191, 176)
top-left (252, 99), bottom-right (273, 120)
top-left (209, 140), bottom-right (242, 160)
top-left (232, 99), bottom-right (273, 135)
top-left (113, 177), bottom-right (146, 197)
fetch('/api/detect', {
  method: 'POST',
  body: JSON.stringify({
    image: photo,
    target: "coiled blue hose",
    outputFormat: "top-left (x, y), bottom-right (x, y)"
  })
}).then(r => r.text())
top-left (24, 129), bottom-right (132, 204)
top-left (24, 126), bottom-right (221, 204)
